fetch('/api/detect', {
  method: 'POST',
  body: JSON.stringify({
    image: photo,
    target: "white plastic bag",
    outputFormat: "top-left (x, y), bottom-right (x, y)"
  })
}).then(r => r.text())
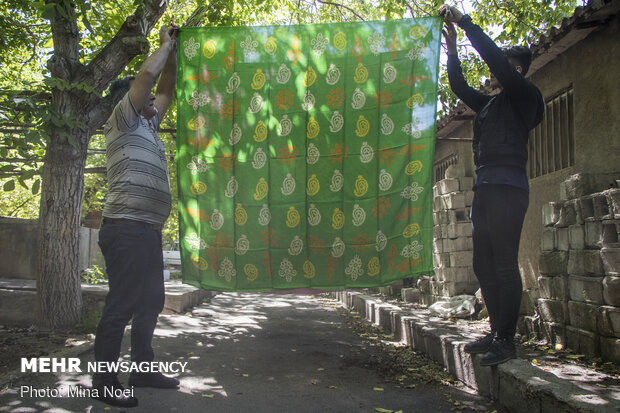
top-left (428, 295), bottom-right (477, 318)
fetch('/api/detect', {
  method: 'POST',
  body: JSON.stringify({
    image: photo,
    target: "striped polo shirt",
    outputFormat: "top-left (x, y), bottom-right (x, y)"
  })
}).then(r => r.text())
top-left (102, 93), bottom-right (171, 226)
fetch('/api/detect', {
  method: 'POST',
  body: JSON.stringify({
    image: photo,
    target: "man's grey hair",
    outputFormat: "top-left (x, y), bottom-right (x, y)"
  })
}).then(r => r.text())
top-left (108, 76), bottom-right (135, 103)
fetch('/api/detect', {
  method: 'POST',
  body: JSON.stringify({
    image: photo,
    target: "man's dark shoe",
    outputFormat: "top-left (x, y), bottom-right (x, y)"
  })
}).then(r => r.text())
top-left (480, 337), bottom-right (517, 366)
top-left (129, 372), bottom-right (180, 388)
top-left (464, 332), bottom-right (495, 354)
top-left (91, 378), bottom-right (138, 408)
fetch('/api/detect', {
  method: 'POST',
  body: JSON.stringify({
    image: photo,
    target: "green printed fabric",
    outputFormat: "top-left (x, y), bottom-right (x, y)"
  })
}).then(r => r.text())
top-left (176, 18), bottom-right (441, 291)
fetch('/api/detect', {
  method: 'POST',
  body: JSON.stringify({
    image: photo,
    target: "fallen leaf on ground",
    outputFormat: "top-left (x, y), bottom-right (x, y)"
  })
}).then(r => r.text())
top-left (202, 394), bottom-right (214, 398)
top-left (373, 387), bottom-right (384, 391)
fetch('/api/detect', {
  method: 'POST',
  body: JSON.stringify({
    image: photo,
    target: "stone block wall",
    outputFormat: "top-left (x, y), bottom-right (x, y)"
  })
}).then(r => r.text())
top-left (524, 180), bottom-right (620, 362)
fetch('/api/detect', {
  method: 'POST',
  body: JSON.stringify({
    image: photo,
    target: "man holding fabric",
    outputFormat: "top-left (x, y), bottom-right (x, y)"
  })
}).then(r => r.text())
top-left (439, 5), bottom-right (544, 366)
top-left (93, 25), bottom-right (179, 407)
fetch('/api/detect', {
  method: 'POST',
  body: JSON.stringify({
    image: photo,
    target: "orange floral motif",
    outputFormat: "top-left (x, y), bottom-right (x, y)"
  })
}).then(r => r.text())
top-left (351, 232), bottom-right (371, 253)
top-left (387, 242), bottom-right (398, 274)
top-left (396, 257), bottom-right (423, 273)
top-left (400, 143), bottom-right (428, 155)
top-left (262, 250), bottom-right (273, 279)
top-left (400, 73), bottom-right (430, 86)
top-left (287, 34), bottom-right (301, 66)
top-left (187, 134), bottom-right (215, 150)
top-left (373, 89), bottom-right (392, 109)
top-left (260, 227), bottom-right (280, 247)
top-left (377, 146), bottom-right (398, 166)
top-left (395, 206), bottom-right (423, 221)
top-left (352, 33), bottom-right (364, 63)
top-left (329, 143), bottom-right (348, 163)
top-left (225, 41), bottom-right (235, 72)
top-left (185, 207), bottom-right (210, 222)
top-left (278, 144), bottom-right (299, 165)
top-left (187, 69), bottom-right (218, 84)
top-left (326, 255), bottom-right (338, 279)
top-left (213, 232), bottom-right (233, 249)
top-left (326, 88), bottom-right (345, 109)
top-left (371, 196), bottom-right (391, 218)
top-left (218, 152), bottom-right (237, 171)
top-left (275, 90), bottom-right (295, 110)
top-left (388, 29), bottom-right (400, 59)
top-left (206, 246), bottom-right (220, 276)
top-left (219, 99), bottom-right (239, 120)
top-left (307, 235), bottom-right (325, 255)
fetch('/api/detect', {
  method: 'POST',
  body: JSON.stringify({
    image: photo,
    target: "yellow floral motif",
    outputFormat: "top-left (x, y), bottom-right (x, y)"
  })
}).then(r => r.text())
top-left (190, 181), bottom-right (207, 195)
top-left (409, 25), bottom-right (428, 40)
top-left (403, 223), bottom-right (421, 238)
top-left (251, 69), bottom-right (266, 90)
top-left (244, 264), bottom-right (259, 281)
top-left (333, 32), bottom-right (347, 51)
top-left (264, 36), bottom-right (278, 55)
top-left (191, 255), bottom-right (209, 271)
top-left (406, 94), bottom-right (425, 109)
top-left (286, 206), bottom-right (301, 228)
top-left (187, 115), bottom-right (206, 130)
top-left (235, 203), bottom-right (248, 225)
top-left (355, 115), bottom-right (370, 137)
top-left (353, 175), bottom-right (369, 197)
top-left (254, 177), bottom-right (268, 200)
top-left (368, 257), bottom-right (380, 276)
top-left (332, 208), bottom-right (344, 230)
top-left (307, 117), bottom-right (320, 139)
top-left (303, 260), bottom-right (316, 279)
top-left (303, 66), bottom-right (317, 87)
top-left (406, 160), bottom-right (423, 175)
top-left (307, 174), bottom-right (320, 196)
top-left (353, 62), bottom-right (368, 83)
top-left (254, 120), bottom-right (268, 142)
top-left (203, 40), bottom-right (217, 58)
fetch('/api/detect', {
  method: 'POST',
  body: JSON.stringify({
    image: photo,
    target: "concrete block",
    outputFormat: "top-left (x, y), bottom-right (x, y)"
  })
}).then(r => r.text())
top-left (519, 289), bottom-right (537, 315)
top-left (600, 336), bottom-right (620, 363)
top-left (452, 208), bottom-right (469, 223)
top-left (522, 315), bottom-right (541, 338)
top-left (433, 195), bottom-right (441, 212)
top-left (584, 250), bottom-right (604, 275)
top-left (538, 275), bottom-right (567, 300)
top-left (568, 301), bottom-right (599, 331)
top-left (567, 250), bottom-right (585, 276)
top-left (449, 251), bottom-right (474, 267)
top-left (439, 178), bottom-right (460, 195)
top-left (603, 276), bottom-right (620, 306)
top-left (541, 228), bottom-right (556, 251)
top-left (609, 188), bottom-right (620, 218)
top-left (565, 325), bottom-right (600, 356)
top-left (555, 202), bottom-right (577, 227)
top-left (568, 225), bottom-right (585, 250)
top-left (541, 322), bottom-right (565, 347)
top-left (592, 192), bottom-right (612, 219)
top-left (562, 173), bottom-right (610, 200)
top-left (585, 221), bottom-right (603, 248)
top-left (459, 176), bottom-right (474, 191)
top-left (443, 236), bottom-right (472, 253)
top-left (439, 281), bottom-right (471, 297)
top-left (433, 239), bottom-right (443, 254)
top-left (464, 190), bottom-right (474, 207)
top-left (442, 192), bottom-right (466, 210)
top-left (433, 252), bottom-right (450, 268)
top-left (597, 306), bottom-right (620, 338)
top-left (601, 221), bottom-right (620, 247)
top-left (568, 275), bottom-right (604, 304)
top-left (556, 228), bottom-right (569, 251)
top-left (571, 199), bottom-right (584, 225)
top-left (542, 202), bottom-right (560, 227)
top-left (417, 277), bottom-right (431, 294)
top-left (447, 222), bottom-right (472, 239)
top-left (579, 196), bottom-right (595, 220)
top-left (445, 164), bottom-right (465, 179)
top-left (401, 288), bottom-right (421, 303)
top-left (538, 251), bottom-right (568, 276)
top-left (601, 248), bottom-right (620, 276)
top-left (538, 299), bottom-right (566, 324)
top-left (433, 210), bottom-right (450, 225)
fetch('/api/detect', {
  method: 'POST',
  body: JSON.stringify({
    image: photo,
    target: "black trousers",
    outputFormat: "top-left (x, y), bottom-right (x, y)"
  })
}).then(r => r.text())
top-left (94, 223), bottom-right (165, 382)
top-left (471, 184), bottom-right (528, 340)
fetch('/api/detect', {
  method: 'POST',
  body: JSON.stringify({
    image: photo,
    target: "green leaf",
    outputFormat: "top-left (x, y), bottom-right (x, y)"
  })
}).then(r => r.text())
top-left (41, 3), bottom-right (56, 19)
top-left (32, 179), bottom-right (41, 195)
top-left (3, 180), bottom-right (15, 191)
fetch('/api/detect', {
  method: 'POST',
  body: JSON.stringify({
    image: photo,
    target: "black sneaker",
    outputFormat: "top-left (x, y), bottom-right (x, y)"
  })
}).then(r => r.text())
top-left (129, 372), bottom-right (180, 388)
top-left (464, 332), bottom-right (495, 354)
top-left (91, 377), bottom-right (138, 408)
top-left (480, 337), bottom-right (517, 366)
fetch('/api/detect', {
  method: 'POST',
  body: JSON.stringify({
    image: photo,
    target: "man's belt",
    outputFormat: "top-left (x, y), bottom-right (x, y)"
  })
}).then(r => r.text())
top-left (102, 217), bottom-right (163, 231)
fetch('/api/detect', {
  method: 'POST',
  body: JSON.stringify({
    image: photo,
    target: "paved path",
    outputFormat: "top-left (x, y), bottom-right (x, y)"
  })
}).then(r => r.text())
top-left (0, 293), bottom-right (496, 412)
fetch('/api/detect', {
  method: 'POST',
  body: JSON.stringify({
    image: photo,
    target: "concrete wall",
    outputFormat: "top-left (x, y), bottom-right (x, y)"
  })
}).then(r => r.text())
top-left (0, 217), bottom-right (103, 280)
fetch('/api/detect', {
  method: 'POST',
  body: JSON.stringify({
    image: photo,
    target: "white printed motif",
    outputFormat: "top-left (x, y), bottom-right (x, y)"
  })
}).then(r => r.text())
top-left (311, 33), bottom-right (329, 57)
top-left (360, 142), bottom-right (374, 164)
top-left (401, 182), bottom-right (424, 201)
top-left (278, 258), bottom-right (297, 282)
top-left (331, 237), bottom-right (345, 258)
top-left (185, 232), bottom-right (208, 251)
top-left (402, 118), bottom-right (422, 138)
top-left (345, 255), bottom-right (364, 280)
top-left (281, 173), bottom-right (296, 196)
top-left (301, 90), bottom-right (315, 111)
top-left (288, 236), bottom-right (303, 256)
top-left (401, 241), bottom-right (423, 259)
top-left (326, 64), bottom-right (340, 85)
top-left (308, 204), bottom-right (321, 226)
top-left (376, 230), bottom-right (387, 252)
top-left (248, 93), bottom-right (264, 113)
top-left (258, 204), bottom-right (271, 226)
top-left (367, 32), bottom-right (385, 56)
top-left (188, 91), bottom-right (210, 110)
top-left (252, 148), bottom-right (267, 169)
top-left (330, 169), bottom-right (344, 192)
top-left (380, 114), bottom-right (394, 135)
top-left (307, 143), bottom-right (320, 164)
top-left (187, 156), bottom-right (209, 175)
top-left (351, 88), bottom-right (366, 110)
top-left (240, 36), bottom-right (258, 59)
top-left (226, 72), bottom-right (241, 94)
top-left (183, 37), bottom-right (199, 60)
top-left (278, 115), bottom-right (292, 136)
top-left (224, 176), bottom-right (238, 198)
top-left (218, 258), bottom-right (236, 282)
top-left (378, 169), bottom-right (393, 191)
top-left (329, 111), bottom-right (344, 133)
top-left (352, 204), bottom-right (366, 227)
top-left (210, 209), bottom-right (224, 230)
top-left (229, 123), bottom-right (242, 145)
top-left (276, 64), bottom-right (291, 84)
top-left (383, 63), bottom-right (397, 84)
top-left (406, 43), bottom-right (427, 61)
top-left (235, 234), bottom-right (250, 255)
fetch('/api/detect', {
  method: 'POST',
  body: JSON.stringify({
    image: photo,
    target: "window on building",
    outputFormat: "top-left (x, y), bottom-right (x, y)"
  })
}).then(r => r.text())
top-left (527, 88), bottom-right (574, 178)
top-left (434, 154), bottom-right (458, 183)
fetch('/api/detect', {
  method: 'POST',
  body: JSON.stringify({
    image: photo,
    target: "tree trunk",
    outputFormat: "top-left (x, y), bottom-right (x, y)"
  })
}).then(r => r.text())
top-left (35, 132), bottom-right (88, 329)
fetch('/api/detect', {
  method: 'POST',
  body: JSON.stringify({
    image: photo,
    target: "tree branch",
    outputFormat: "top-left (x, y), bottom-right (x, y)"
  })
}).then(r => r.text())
top-left (315, 0), bottom-right (365, 21)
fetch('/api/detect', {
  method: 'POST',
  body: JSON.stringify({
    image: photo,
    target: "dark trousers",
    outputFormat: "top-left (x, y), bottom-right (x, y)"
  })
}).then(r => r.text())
top-left (471, 184), bottom-right (528, 340)
top-left (94, 223), bottom-right (165, 382)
